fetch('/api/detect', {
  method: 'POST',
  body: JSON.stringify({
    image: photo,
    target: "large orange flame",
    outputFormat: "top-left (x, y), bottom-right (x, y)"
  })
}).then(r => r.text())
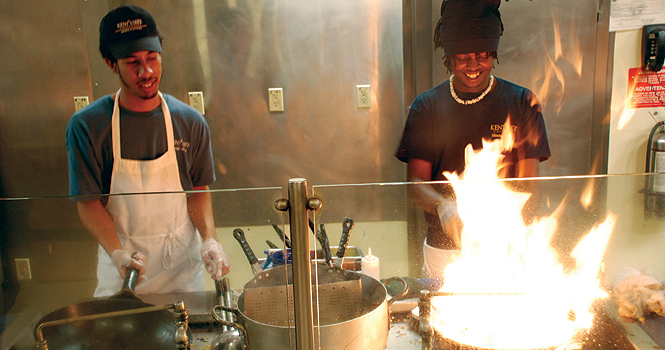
top-left (431, 124), bottom-right (614, 349)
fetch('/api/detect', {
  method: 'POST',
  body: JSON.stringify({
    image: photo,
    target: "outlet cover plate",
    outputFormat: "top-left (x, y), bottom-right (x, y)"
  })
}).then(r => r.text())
top-left (356, 85), bottom-right (370, 108)
top-left (188, 91), bottom-right (205, 115)
top-left (15, 258), bottom-right (32, 280)
top-left (74, 96), bottom-right (89, 112)
top-left (269, 88), bottom-right (284, 112)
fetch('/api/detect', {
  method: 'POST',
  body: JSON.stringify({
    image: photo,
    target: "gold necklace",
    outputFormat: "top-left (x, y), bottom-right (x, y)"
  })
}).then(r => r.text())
top-left (449, 74), bottom-right (494, 105)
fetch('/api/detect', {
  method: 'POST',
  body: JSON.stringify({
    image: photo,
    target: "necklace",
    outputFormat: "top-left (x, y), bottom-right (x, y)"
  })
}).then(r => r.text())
top-left (449, 74), bottom-right (494, 105)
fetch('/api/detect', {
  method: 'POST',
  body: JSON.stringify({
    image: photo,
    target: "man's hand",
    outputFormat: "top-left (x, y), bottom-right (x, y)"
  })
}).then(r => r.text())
top-left (437, 197), bottom-right (458, 227)
top-left (111, 250), bottom-right (147, 283)
top-left (201, 238), bottom-right (230, 280)
top-left (437, 197), bottom-right (462, 248)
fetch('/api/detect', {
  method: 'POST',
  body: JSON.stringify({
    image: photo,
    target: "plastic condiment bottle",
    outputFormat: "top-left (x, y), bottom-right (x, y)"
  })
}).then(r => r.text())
top-left (361, 247), bottom-right (380, 280)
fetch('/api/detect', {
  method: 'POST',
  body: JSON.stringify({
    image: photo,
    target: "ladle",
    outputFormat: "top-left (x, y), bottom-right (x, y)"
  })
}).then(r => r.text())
top-left (211, 277), bottom-right (246, 350)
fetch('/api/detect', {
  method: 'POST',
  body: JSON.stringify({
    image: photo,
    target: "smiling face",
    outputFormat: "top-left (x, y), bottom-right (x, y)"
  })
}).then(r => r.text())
top-left (450, 52), bottom-right (494, 93)
top-left (106, 50), bottom-right (163, 112)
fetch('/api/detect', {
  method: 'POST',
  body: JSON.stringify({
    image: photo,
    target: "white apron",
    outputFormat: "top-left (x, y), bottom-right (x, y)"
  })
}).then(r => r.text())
top-left (422, 241), bottom-right (461, 281)
top-left (94, 90), bottom-right (204, 297)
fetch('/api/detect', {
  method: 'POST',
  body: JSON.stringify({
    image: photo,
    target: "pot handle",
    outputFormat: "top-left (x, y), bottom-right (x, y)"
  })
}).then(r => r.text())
top-left (212, 305), bottom-right (251, 349)
top-left (122, 266), bottom-right (140, 291)
top-left (382, 276), bottom-right (409, 306)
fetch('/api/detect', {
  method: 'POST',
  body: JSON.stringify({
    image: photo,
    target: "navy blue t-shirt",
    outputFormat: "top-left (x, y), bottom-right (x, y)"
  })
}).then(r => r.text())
top-left (396, 77), bottom-right (551, 249)
top-left (396, 77), bottom-right (550, 180)
top-left (66, 93), bottom-right (216, 198)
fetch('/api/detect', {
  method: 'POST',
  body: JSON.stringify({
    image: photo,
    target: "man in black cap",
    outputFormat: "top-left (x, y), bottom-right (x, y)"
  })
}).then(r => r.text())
top-left (396, 0), bottom-right (550, 279)
top-left (66, 5), bottom-right (230, 296)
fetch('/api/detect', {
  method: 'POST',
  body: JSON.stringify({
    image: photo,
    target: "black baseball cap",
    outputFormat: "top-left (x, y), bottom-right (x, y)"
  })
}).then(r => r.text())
top-left (99, 5), bottom-right (162, 59)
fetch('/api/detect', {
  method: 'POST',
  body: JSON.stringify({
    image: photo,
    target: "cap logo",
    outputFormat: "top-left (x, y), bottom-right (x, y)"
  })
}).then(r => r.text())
top-left (115, 19), bottom-right (146, 34)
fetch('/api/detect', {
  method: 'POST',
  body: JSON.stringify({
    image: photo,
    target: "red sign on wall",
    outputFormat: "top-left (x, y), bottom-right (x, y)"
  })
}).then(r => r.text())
top-left (628, 67), bottom-right (665, 108)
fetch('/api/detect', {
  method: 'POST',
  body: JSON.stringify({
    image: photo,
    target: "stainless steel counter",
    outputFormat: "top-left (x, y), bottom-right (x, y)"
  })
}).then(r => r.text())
top-left (5, 292), bottom-right (661, 350)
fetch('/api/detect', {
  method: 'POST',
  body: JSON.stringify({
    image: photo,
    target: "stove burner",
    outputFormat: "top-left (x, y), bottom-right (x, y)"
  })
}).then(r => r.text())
top-left (416, 290), bottom-right (638, 350)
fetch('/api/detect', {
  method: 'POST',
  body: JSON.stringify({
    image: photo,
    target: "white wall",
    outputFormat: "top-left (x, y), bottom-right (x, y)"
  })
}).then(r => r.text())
top-left (606, 30), bottom-right (665, 283)
top-left (609, 30), bottom-right (664, 174)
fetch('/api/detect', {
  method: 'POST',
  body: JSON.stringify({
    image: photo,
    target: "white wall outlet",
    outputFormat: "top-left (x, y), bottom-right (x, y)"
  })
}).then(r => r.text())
top-left (15, 258), bottom-right (32, 280)
top-left (74, 96), bottom-right (89, 112)
top-left (269, 88), bottom-right (284, 112)
top-left (188, 91), bottom-right (205, 115)
top-left (356, 85), bottom-right (370, 108)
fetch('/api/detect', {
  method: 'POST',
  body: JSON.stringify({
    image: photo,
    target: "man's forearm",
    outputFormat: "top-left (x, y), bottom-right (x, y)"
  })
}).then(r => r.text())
top-left (77, 200), bottom-right (122, 254)
top-left (187, 187), bottom-right (217, 241)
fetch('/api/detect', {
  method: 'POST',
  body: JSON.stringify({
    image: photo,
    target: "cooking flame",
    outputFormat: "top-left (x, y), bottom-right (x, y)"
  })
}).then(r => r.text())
top-left (431, 124), bottom-right (614, 349)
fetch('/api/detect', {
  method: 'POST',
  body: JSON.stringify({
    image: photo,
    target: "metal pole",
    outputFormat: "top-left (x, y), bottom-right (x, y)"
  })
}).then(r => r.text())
top-left (287, 178), bottom-right (315, 350)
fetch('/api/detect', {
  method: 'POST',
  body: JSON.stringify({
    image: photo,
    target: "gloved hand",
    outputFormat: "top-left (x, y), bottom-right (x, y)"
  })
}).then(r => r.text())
top-left (111, 249), bottom-right (147, 283)
top-left (437, 196), bottom-right (462, 249)
top-left (437, 197), bottom-right (458, 227)
top-left (201, 238), bottom-right (231, 280)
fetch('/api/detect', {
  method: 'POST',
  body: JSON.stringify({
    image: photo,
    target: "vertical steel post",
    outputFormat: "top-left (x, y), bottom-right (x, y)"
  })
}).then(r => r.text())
top-left (287, 178), bottom-right (315, 350)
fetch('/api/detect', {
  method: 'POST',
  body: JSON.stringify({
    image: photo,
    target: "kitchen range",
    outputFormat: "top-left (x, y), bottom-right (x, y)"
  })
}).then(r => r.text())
top-left (3, 171), bottom-right (665, 350)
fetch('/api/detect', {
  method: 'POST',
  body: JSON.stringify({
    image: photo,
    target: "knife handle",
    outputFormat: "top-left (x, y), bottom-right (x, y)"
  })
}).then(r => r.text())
top-left (233, 228), bottom-right (259, 267)
top-left (272, 223), bottom-right (292, 248)
top-left (318, 223), bottom-right (334, 266)
top-left (123, 266), bottom-right (140, 291)
top-left (337, 218), bottom-right (354, 259)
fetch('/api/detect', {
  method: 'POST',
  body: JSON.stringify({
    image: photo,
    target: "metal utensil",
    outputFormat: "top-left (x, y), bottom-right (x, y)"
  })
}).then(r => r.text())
top-left (242, 264), bottom-right (362, 326)
top-left (211, 277), bottom-right (246, 350)
top-left (266, 240), bottom-right (278, 249)
top-left (233, 228), bottom-right (263, 274)
top-left (272, 223), bottom-right (291, 248)
top-left (335, 218), bottom-right (354, 268)
top-left (314, 223), bottom-right (334, 266)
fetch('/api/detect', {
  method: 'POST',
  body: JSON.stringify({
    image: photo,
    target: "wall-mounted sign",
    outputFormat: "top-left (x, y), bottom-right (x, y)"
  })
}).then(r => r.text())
top-left (610, 0), bottom-right (665, 32)
top-left (627, 67), bottom-right (665, 108)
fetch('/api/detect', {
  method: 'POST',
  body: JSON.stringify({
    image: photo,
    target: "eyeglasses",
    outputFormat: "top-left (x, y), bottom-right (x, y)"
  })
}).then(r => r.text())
top-left (453, 52), bottom-right (492, 64)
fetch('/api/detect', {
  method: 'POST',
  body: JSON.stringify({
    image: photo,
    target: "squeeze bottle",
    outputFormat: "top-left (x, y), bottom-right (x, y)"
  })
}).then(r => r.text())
top-left (361, 247), bottom-right (380, 280)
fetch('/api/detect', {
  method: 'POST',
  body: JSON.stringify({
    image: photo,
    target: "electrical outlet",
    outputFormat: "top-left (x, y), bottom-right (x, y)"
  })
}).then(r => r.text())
top-left (269, 88), bottom-right (284, 112)
top-left (356, 85), bottom-right (370, 108)
top-left (15, 258), bottom-right (32, 280)
top-left (74, 96), bottom-right (89, 112)
top-left (188, 91), bottom-right (205, 115)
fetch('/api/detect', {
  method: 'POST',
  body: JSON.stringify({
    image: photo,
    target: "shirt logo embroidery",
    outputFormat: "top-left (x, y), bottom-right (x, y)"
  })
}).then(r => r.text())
top-left (175, 139), bottom-right (190, 152)
top-left (490, 124), bottom-right (517, 138)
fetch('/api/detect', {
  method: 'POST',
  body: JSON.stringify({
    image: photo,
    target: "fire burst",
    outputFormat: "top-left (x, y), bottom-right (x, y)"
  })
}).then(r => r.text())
top-left (431, 122), bottom-right (615, 349)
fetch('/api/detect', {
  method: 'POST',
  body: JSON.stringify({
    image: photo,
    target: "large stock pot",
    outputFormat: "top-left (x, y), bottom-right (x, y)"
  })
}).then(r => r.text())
top-left (215, 264), bottom-right (406, 350)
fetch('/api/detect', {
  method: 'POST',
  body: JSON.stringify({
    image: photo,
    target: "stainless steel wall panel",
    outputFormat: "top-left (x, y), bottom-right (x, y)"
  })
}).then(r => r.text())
top-left (0, 0), bottom-right (92, 197)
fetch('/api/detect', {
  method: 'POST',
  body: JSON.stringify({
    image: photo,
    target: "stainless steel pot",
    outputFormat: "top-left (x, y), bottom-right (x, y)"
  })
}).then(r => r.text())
top-left (232, 269), bottom-right (406, 350)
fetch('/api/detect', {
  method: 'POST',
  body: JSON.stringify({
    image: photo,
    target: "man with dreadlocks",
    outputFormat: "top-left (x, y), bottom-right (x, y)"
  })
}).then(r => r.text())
top-left (395, 0), bottom-right (551, 279)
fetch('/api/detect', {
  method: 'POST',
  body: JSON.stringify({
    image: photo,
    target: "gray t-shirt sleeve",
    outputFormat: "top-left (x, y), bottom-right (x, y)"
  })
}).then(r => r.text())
top-left (66, 97), bottom-right (113, 197)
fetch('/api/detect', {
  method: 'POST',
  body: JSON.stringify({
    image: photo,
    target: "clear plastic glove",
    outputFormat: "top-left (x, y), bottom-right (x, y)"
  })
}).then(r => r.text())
top-left (437, 197), bottom-right (462, 249)
top-left (111, 249), bottom-right (147, 283)
top-left (437, 197), bottom-right (458, 228)
top-left (201, 238), bottom-right (230, 280)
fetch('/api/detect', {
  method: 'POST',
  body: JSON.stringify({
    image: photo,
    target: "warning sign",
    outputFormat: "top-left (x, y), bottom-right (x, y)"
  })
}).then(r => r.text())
top-left (628, 67), bottom-right (665, 108)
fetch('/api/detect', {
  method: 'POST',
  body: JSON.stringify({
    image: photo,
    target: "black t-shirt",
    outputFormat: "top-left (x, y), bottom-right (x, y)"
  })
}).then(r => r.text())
top-left (396, 77), bottom-right (551, 248)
